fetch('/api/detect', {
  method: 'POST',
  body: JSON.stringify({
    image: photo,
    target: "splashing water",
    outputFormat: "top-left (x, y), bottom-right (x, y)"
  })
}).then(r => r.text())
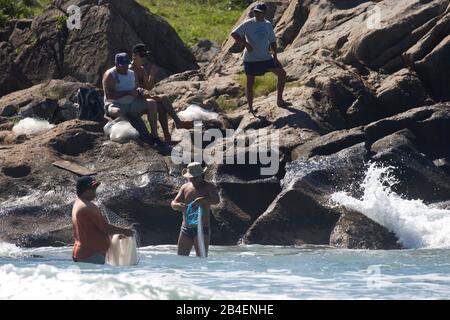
top-left (331, 163), bottom-right (450, 249)
top-left (0, 243), bottom-right (22, 259)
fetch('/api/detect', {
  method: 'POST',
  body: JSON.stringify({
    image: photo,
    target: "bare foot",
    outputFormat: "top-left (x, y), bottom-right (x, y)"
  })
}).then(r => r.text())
top-left (277, 100), bottom-right (292, 108)
top-left (165, 139), bottom-right (181, 145)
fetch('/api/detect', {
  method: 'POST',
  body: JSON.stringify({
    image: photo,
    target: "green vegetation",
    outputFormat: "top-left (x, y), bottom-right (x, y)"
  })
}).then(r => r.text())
top-left (55, 14), bottom-right (67, 30)
top-left (137, 0), bottom-right (247, 47)
top-left (29, 0), bottom-right (51, 16)
top-left (5, 0), bottom-right (247, 48)
top-left (217, 94), bottom-right (240, 112)
top-left (0, 0), bottom-right (33, 27)
top-left (31, 34), bottom-right (38, 45)
top-left (237, 73), bottom-right (278, 98)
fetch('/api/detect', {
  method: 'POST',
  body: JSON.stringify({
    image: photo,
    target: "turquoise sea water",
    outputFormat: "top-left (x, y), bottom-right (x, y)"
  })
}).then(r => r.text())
top-left (1, 244), bottom-right (449, 300)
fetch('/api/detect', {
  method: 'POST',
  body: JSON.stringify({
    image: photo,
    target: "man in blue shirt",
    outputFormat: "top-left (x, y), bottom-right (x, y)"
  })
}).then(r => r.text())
top-left (231, 2), bottom-right (288, 114)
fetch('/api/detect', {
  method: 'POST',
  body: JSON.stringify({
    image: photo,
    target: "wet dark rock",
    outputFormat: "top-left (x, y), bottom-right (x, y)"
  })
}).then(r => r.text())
top-left (2, 165), bottom-right (31, 178)
top-left (19, 98), bottom-right (59, 122)
top-left (243, 144), bottom-right (368, 246)
top-left (48, 130), bottom-right (100, 156)
top-left (330, 209), bottom-right (401, 250)
top-left (0, 104), bottom-right (18, 117)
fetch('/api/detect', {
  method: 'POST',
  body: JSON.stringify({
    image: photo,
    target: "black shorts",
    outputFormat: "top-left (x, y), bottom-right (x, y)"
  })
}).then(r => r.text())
top-left (181, 225), bottom-right (210, 240)
top-left (244, 58), bottom-right (277, 76)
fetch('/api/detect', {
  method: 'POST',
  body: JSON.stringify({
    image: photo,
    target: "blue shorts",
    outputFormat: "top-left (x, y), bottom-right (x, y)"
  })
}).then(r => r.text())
top-left (244, 59), bottom-right (277, 76)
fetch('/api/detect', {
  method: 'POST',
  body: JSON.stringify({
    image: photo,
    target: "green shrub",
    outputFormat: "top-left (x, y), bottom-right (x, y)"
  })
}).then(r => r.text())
top-left (138, 0), bottom-right (245, 47)
top-left (0, 0), bottom-right (33, 27)
top-left (237, 73), bottom-right (278, 98)
top-left (217, 95), bottom-right (240, 112)
top-left (55, 14), bottom-right (68, 30)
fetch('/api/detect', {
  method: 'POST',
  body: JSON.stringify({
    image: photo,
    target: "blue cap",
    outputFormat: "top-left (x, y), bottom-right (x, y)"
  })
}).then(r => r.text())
top-left (115, 53), bottom-right (131, 67)
top-left (254, 2), bottom-right (267, 13)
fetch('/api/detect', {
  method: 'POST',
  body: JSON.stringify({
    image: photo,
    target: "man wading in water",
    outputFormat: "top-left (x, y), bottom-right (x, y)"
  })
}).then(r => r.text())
top-left (72, 176), bottom-right (134, 265)
top-left (171, 163), bottom-right (220, 257)
top-left (231, 2), bottom-right (289, 114)
top-left (129, 43), bottom-right (193, 144)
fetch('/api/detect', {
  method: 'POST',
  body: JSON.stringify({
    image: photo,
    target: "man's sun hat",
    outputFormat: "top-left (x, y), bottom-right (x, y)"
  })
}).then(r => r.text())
top-left (76, 176), bottom-right (100, 195)
top-left (253, 2), bottom-right (267, 13)
top-left (182, 162), bottom-right (207, 178)
top-left (115, 52), bottom-right (131, 67)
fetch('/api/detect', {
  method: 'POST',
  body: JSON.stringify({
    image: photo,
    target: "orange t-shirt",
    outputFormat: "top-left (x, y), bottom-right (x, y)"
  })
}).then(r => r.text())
top-left (72, 203), bottom-right (110, 261)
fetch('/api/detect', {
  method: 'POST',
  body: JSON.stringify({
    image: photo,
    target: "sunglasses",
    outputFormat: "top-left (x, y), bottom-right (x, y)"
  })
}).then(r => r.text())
top-left (134, 51), bottom-right (147, 58)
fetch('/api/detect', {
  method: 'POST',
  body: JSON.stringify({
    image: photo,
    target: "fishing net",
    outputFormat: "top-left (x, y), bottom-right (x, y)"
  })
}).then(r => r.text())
top-left (99, 204), bottom-right (141, 265)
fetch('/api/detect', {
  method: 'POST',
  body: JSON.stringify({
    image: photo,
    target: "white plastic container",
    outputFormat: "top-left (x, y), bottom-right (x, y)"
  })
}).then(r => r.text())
top-left (106, 234), bottom-right (139, 266)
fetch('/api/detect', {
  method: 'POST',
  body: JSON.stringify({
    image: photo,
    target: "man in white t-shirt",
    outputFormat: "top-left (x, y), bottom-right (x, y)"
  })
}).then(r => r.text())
top-left (231, 2), bottom-right (288, 114)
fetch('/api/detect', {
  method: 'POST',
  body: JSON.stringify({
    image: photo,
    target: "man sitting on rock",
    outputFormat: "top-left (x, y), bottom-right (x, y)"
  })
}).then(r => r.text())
top-left (129, 43), bottom-right (193, 144)
top-left (231, 2), bottom-right (289, 114)
top-left (102, 52), bottom-right (165, 147)
top-left (171, 162), bottom-right (220, 257)
top-left (72, 176), bottom-right (134, 265)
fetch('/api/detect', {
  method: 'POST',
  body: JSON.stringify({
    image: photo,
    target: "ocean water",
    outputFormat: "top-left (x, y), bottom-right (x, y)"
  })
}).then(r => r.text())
top-left (1, 244), bottom-right (450, 300)
top-left (1, 164), bottom-right (450, 300)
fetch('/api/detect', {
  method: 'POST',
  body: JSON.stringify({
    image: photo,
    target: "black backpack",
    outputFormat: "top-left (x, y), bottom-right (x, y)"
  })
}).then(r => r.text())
top-left (75, 87), bottom-right (105, 122)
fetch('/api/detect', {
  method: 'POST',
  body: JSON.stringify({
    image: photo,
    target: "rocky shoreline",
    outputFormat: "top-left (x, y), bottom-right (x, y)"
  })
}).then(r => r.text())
top-left (2, 0), bottom-right (450, 249)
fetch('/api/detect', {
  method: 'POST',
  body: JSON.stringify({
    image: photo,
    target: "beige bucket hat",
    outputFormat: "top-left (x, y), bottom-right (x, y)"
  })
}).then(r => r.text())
top-left (182, 162), bottom-right (208, 178)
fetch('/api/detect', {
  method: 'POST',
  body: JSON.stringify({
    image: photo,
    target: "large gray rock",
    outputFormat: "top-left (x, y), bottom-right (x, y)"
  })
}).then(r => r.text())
top-left (330, 209), bottom-right (401, 250)
top-left (0, 0), bottom-right (198, 96)
top-left (243, 143), bottom-right (368, 246)
top-left (0, 79), bottom-right (90, 123)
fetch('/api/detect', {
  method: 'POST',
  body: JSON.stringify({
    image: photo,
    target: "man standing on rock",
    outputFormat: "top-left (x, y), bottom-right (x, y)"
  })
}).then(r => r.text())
top-left (103, 52), bottom-right (165, 147)
top-left (231, 2), bottom-right (288, 114)
top-left (72, 176), bottom-right (134, 265)
top-left (130, 44), bottom-right (193, 144)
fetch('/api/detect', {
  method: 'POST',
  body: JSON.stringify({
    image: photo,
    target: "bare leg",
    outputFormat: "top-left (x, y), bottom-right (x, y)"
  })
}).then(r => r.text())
top-left (146, 99), bottom-right (159, 139)
top-left (177, 232), bottom-right (194, 256)
top-left (246, 75), bottom-right (255, 114)
top-left (157, 104), bottom-right (171, 141)
top-left (107, 106), bottom-right (123, 119)
top-left (158, 96), bottom-right (193, 130)
top-left (193, 233), bottom-right (210, 257)
top-left (269, 68), bottom-right (288, 107)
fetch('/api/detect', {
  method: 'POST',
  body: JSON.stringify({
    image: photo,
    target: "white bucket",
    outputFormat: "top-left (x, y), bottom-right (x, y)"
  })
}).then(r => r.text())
top-left (106, 234), bottom-right (139, 266)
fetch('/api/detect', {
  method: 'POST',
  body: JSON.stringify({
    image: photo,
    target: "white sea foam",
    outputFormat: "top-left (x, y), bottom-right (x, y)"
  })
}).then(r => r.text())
top-left (0, 243), bottom-right (22, 259)
top-left (12, 118), bottom-right (55, 136)
top-left (1, 245), bottom-right (450, 299)
top-left (178, 104), bottom-right (218, 122)
top-left (331, 164), bottom-right (450, 249)
top-left (0, 264), bottom-right (206, 300)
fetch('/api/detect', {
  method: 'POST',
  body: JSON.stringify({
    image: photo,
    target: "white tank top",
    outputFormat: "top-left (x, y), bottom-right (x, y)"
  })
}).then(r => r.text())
top-left (105, 67), bottom-right (136, 104)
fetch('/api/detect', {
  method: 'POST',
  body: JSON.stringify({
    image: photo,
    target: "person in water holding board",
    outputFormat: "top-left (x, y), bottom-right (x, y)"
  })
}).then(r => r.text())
top-left (171, 163), bottom-right (220, 257)
top-left (72, 176), bottom-right (134, 265)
